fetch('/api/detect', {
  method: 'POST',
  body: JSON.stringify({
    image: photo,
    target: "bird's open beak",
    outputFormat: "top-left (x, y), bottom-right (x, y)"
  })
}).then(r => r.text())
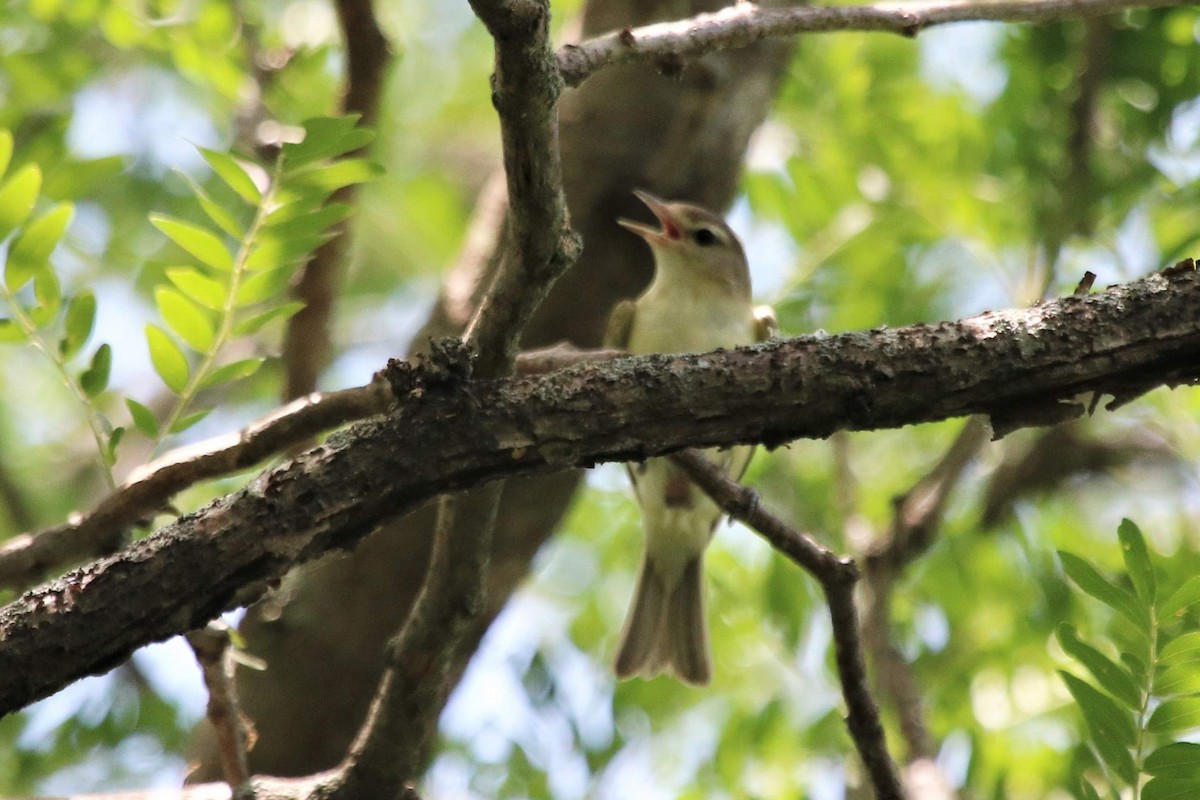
top-left (617, 190), bottom-right (681, 245)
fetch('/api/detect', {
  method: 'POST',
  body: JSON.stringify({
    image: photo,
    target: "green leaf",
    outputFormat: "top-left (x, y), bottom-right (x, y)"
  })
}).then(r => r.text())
top-left (181, 174), bottom-right (245, 239)
top-left (1145, 742), bottom-right (1200, 779)
top-left (1076, 778), bottom-right (1103, 800)
top-left (233, 302), bottom-right (305, 336)
top-left (1161, 576), bottom-right (1200, 621)
top-left (155, 287), bottom-right (214, 352)
top-left (1143, 777), bottom-right (1200, 800)
top-left (166, 267), bottom-right (227, 310)
top-left (1160, 631), bottom-right (1200, 666)
top-left (1059, 551), bottom-right (1147, 628)
top-left (1148, 696), bottom-right (1200, 735)
top-left (0, 130), bottom-right (12, 178)
top-left (199, 357), bottom-right (264, 388)
top-left (1056, 624), bottom-right (1141, 709)
top-left (79, 343), bottom-right (112, 398)
top-left (244, 231), bottom-right (329, 271)
top-left (150, 215), bottom-right (234, 272)
top-left (125, 398), bottom-right (159, 438)
top-left (235, 267), bottom-right (292, 306)
top-left (199, 147), bottom-right (262, 204)
top-left (105, 426), bottom-right (124, 466)
top-left (265, 202), bottom-right (353, 235)
top-left (0, 163), bottom-right (42, 241)
top-left (1155, 662), bottom-right (1200, 697)
top-left (170, 408), bottom-right (211, 433)
top-left (0, 319), bottom-right (23, 343)
top-left (1059, 671), bottom-right (1137, 784)
top-left (287, 158), bottom-right (382, 194)
top-left (60, 291), bottom-right (96, 359)
top-left (30, 268), bottom-right (61, 325)
top-left (1117, 519), bottom-right (1156, 605)
top-left (145, 324), bottom-right (190, 393)
top-left (5, 203), bottom-right (73, 290)
top-left (282, 115), bottom-right (372, 169)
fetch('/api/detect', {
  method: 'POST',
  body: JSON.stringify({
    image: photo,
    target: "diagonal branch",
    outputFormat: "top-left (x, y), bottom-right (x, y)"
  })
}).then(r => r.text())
top-left (557, 0), bottom-right (1192, 88)
top-left (670, 449), bottom-right (906, 800)
top-left (1, 267), bottom-right (1199, 715)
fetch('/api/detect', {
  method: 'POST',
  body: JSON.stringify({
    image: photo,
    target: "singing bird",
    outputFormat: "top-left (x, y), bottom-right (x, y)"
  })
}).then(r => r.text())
top-left (606, 191), bottom-right (776, 685)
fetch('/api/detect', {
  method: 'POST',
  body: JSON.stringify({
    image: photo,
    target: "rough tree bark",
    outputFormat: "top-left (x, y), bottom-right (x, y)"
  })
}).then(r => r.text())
top-left (189, 0), bottom-right (799, 777)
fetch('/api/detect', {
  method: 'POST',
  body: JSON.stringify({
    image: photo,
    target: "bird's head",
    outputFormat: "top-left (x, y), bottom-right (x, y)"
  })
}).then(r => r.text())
top-left (618, 190), bottom-right (750, 297)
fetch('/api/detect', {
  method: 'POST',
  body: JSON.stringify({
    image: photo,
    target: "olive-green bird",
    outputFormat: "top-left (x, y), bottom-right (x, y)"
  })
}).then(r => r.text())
top-left (606, 190), bottom-right (777, 685)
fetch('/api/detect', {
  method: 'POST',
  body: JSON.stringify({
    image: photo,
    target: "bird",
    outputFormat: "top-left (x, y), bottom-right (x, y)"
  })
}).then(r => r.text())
top-left (605, 190), bottom-right (776, 685)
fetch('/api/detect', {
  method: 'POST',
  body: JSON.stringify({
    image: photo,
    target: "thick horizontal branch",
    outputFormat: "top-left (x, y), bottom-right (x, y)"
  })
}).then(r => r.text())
top-left (2, 269), bottom-right (1199, 714)
top-left (557, 0), bottom-right (1193, 87)
top-left (0, 345), bottom-right (618, 591)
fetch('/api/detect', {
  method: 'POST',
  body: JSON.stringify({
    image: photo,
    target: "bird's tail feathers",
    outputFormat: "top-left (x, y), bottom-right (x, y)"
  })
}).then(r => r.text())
top-left (614, 556), bottom-right (711, 686)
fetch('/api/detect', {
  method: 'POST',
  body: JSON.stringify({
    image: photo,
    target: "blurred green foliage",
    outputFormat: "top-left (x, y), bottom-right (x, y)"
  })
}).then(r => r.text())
top-left (0, 0), bottom-right (1198, 798)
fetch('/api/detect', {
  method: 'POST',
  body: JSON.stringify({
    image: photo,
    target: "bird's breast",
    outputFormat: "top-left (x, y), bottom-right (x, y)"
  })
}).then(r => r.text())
top-left (626, 283), bottom-right (755, 356)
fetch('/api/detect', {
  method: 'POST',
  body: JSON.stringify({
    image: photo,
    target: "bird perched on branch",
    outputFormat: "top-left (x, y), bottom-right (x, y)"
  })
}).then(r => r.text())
top-left (606, 190), bottom-right (777, 685)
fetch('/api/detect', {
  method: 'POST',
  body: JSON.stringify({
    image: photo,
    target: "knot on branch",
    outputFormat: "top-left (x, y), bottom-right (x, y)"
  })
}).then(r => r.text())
top-left (384, 338), bottom-right (477, 401)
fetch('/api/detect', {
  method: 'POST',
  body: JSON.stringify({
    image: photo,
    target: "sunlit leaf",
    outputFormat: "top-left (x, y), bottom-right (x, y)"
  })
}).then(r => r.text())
top-left (170, 408), bottom-right (210, 433)
top-left (60, 291), bottom-right (96, 359)
top-left (79, 343), bottom-right (111, 398)
top-left (0, 319), bottom-right (23, 343)
top-left (233, 302), bottom-right (305, 336)
top-left (245, 231), bottom-right (329, 271)
top-left (150, 215), bottom-right (234, 272)
top-left (199, 357), bottom-right (264, 388)
top-left (1161, 576), bottom-right (1200, 621)
top-left (199, 147), bottom-right (262, 204)
top-left (166, 266), bottom-right (227, 310)
top-left (1154, 662), bottom-right (1200, 697)
top-left (0, 130), bottom-right (12, 179)
top-left (125, 398), bottom-right (159, 438)
top-left (0, 163), bottom-right (42, 241)
top-left (145, 324), bottom-right (189, 393)
top-left (30, 268), bottom-right (61, 325)
top-left (1160, 631), bottom-right (1200, 666)
top-left (155, 287), bottom-right (214, 352)
top-left (5, 202), bottom-right (73, 290)
top-left (234, 267), bottom-right (292, 306)
top-left (1148, 696), bottom-right (1200, 735)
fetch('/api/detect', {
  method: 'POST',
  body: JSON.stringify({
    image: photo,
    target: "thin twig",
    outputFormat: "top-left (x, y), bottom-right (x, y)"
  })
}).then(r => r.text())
top-left (187, 623), bottom-right (255, 800)
top-left (557, 0), bottom-right (1190, 88)
top-left (669, 449), bottom-right (906, 800)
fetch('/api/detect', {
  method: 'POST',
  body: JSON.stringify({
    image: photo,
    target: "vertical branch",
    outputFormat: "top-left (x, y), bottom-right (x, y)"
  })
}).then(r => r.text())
top-left (281, 0), bottom-right (391, 400)
top-left (325, 487), bottom-right (502, 799)
top-left (187, 624), bottom-right (256, 800)
top-left (463, 0), bottom-right (582, 378)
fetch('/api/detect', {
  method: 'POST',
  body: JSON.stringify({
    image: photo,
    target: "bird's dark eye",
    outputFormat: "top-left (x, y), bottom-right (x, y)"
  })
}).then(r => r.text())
top-left (692, 228), bottom-right (719, 246)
